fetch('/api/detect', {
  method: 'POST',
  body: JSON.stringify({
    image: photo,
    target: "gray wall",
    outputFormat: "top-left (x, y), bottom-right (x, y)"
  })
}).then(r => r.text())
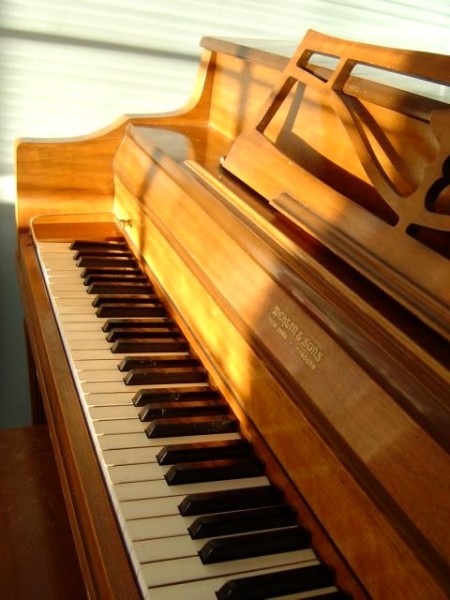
top-left (0, 187), bottom-right (30, 427)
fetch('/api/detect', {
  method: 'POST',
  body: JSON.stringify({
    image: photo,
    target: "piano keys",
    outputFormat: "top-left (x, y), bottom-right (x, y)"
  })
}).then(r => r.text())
top-left (32, 235), bottom-right (345, 600)
top-left (15, 30), bottom-right (450, 600)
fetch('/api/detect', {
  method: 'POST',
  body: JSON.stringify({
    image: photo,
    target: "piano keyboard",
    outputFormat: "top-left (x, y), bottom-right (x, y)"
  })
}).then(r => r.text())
top-left (34, 236), bottom-right (347, 600)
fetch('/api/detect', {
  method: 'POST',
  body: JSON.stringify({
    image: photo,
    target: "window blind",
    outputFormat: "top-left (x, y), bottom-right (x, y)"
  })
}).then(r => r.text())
top-left (1, 0), bottom-right (449, 175)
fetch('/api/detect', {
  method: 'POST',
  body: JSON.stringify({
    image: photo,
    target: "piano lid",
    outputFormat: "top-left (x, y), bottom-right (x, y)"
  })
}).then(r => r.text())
top-left (221, 30), bottom-right (450, 341)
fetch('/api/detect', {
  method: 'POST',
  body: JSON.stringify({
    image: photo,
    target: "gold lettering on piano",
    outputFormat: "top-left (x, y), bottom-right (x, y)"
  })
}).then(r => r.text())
top-left (270, 305), bottom-right (323, 370)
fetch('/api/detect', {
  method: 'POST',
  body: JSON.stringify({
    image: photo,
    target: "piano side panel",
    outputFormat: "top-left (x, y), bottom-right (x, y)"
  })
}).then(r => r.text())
top-left (112, 129), bottom-right (450, 599)
top-left (14, 48), bottom-right (217, 232)
top-left (16, 231), bottom-right (141, 600)
top-left (15, 38), bottom-right (287, 233)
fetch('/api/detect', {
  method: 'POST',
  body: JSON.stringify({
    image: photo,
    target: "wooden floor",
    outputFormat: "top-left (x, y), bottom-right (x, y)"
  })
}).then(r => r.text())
top-left (0, 425), bottom-right (87, 600)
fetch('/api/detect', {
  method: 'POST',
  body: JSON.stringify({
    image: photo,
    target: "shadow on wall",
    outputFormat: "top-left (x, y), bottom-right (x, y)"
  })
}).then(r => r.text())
top-left (0, 191), bottom-right (30, 427)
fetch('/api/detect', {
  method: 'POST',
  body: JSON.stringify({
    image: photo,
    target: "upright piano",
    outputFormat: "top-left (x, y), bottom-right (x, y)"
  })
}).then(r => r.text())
top-left (15, 31), bottom-right (450, 599)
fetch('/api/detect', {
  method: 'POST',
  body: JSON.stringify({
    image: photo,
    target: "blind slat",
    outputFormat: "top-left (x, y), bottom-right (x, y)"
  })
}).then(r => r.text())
top-left (1, 0), bottom-right (449, 174)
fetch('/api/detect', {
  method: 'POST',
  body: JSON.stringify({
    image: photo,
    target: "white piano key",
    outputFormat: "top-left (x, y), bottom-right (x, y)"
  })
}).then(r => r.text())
top-left (55, 303), bottom-right (102, 314)
top-left (38, 241), bottom-right (71, 247)
top-left (74, 356), bottom-right (188, 370)
top-left (77, 368), bottom-right (124, 383)
top-left (45, 272), bottom-right (84, 280)
top-left (59, 330), bottom-right (107, 342)
top-left (49, 282), bottom-right (92, 292)
top-left (146, 579), bottom-right (338, 600)
top-left (88, 405), bottom-right (138, 420)
top-left (75, 359), bottom-right (123, 371)
top-left (134, 534), bottom-right (203, 563)
top-left (92, 418), bottom-right (145, 435)
top-left (119, 495), bottom-right (184, 520)
top-left (99, 432), bottom-right (153, 450)
top-left (42, 247), bottom-right (75, 253)
top-left (66, 339), bottom-right (112, 351)
top-left (126, 514), bottom-right (193, 540)
top-left (140, 553), bottom-right (318, 589)
top-left (71, 349), bottom-right (126, 360)
top-left (83, 392), bottom-right (136, 406)
top-left (98, 431), bottom-right (240, 451)
top-left (58, 313), bottom-right (106, 323)
top-left (53, 293), bottom-right (93, 302)
top-left (103, 447), bottom-right (161, 466)
top-left (81, 380), bottom-right (208, 394)
top-left (42, 261), bottom-right (80, 271)
top-left (108, 462), bottom-right (170, 484)
top-left (63, 322), bottom-right (105, 332)
top-left (39, 255), bottom-right (74, 263)
top-left (113, 476), bottom-right (270, 502)
top-left (40, 246), bottom-right (76, 253)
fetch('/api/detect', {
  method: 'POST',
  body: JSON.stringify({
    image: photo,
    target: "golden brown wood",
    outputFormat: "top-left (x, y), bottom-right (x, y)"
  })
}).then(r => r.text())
top-left (15, 32), bottom-right (450, 600)
top-left (15, 39), bottom-right (285, 231)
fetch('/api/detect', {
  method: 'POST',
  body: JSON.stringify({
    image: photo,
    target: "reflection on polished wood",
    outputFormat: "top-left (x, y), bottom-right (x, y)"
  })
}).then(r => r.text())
top-left (16, 30), bottom-right (450, 599)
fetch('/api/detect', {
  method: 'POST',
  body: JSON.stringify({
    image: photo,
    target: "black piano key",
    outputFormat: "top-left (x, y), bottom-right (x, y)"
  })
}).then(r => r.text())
top-left (298, 593), bottom-right (350, 600)
top-left (146, 415), bottom-right (238, 438)
top-left (189, 504), bottom-right (296, 539)
top-left (76, 256), bottom-right (138, 268)
top-left (199, 526), bottom-right (310, 564)
top-left (215, 564), bottom-right (335, 600)
top-left (113, 332), bottom-right (182, 344)
top-left (118, 355), bottom-right (197, 371)
top-left (70, 240), bottom-right (127, 250)
top-left (157, 439), bottom-right (252, 465)
top-left (81, 266), bottom-right (143, 279)
top-left (92, 294), bottom-right (159, 307)
top-left (109, 327), bottom-right (180, 344)
top-left (165, 457), bottom-right (264, 485)
top-left (111, 337), bottom-right (189, 353)
top-left (73, 249), bottom-right (133, 260)
top-left (132, 388), bottom-right (220, 407)
top-left (97, 304), bottom-right (168, 319)
top-left (83, 273), bottom-right (148, 286)
top-left (87, 283), bottom-right (154, 295)
top-left (139, 399), bottom-right (228, 422)
top-left (178, 485), bottom-right (283, 516)
top-left (124, 366), bottom-right (207, 386)
top-left (102, 318), bottom-right (173, 332)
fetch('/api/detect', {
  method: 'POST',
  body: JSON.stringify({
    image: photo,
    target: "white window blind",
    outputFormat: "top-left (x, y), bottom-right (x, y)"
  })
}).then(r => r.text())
top-left (1, 0), bottom-right (449, 175)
